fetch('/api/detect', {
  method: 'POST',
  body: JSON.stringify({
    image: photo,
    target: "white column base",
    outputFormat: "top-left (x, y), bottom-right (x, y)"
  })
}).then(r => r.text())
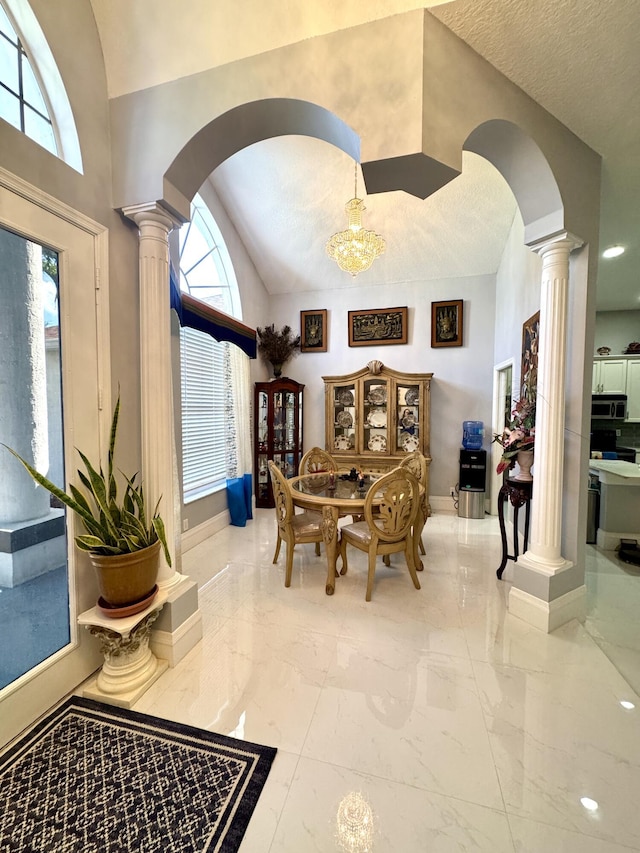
top-left (508, 584), bottom-right (586, 633)
top-left (82, 660), bottom-right (169, 709)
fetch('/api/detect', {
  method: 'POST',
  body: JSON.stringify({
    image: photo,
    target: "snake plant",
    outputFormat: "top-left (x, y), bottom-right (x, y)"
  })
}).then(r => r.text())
top-left (3, 395), bottom-right (171, 565)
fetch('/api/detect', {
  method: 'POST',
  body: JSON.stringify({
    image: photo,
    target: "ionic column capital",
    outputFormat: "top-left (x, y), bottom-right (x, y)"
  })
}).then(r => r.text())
top-left (122, 202), bottom-right (184, 235)
top-left (529, 232), bottom-right (583, 259)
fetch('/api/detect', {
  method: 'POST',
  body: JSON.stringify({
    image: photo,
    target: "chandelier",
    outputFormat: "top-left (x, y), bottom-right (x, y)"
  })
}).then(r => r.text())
top-left (326, 162), bottom-right (385, 277)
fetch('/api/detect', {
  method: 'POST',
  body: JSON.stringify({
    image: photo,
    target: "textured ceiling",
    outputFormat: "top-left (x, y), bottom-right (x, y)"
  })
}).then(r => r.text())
top-left (89, 0), bottom-right (640, 310)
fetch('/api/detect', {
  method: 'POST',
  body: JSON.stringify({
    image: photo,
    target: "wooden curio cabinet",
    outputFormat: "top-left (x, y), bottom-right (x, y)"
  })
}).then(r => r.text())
top-left (254, 378), bottom-right (304, 508)
top-left (323, 361), bottom-right (433, 501)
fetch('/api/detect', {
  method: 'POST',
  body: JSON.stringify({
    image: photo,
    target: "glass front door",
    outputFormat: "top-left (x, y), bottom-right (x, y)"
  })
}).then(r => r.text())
top-left (0, 175), bottom-right (108, 748)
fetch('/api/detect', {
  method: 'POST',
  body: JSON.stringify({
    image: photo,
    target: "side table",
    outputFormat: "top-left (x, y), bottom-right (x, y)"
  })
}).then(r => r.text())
top-left (78, 589), bottom-right (169, 708)
top-left (496, 478), bottom-right (533, 580)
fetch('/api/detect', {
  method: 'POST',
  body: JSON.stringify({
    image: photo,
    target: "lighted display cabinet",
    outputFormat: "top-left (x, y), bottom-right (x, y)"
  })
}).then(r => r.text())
top-left (323, 361), bottom-right (433, 495)
top-left (254, 378), bottom-right (304, 508)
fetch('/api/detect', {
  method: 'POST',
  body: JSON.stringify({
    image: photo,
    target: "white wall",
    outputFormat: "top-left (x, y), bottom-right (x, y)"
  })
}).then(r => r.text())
top-left (270, 274), bottom-right (496, 498)
top-left (594, 310), bottom-right (640, 357)
top-left (494, 210), bottom-right (542, 397)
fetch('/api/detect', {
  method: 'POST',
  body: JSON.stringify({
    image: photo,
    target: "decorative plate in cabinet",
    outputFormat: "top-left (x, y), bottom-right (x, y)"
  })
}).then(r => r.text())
top-left (336, 411), bottom-right (353, 428)
top-left (334, 435), bottom-right (353, 450)
top-left (366, 409), bottom-right (387, 428)
top-left (337, 390), bottom-right (354, 405)
top-left (401, 434), bottom-right (419, 453)
top-left (368, 434), bottom-right (387, 452)
top-left (404, 388), bottom-right (419, 406)
top-left (367, 387), bottom-right (386, 405)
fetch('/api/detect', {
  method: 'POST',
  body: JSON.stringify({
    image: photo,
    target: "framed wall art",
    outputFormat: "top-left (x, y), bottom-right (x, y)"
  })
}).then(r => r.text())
top-left (300, 309), bottom-right (328, 353)
top-left (431, 300), bottom-right (463, 348)
top-left (348, 306), bottom-right (408, 347)
top-left (521, 310), bottom-right (540, 402)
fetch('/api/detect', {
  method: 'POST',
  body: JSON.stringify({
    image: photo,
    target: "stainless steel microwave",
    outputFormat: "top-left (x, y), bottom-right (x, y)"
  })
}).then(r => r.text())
top-left (591, 394), bottom-right (627, 420)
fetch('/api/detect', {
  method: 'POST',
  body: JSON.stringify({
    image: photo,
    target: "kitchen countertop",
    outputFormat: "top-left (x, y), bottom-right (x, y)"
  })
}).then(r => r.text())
top-left (589, 459), bottom-right (640, 484)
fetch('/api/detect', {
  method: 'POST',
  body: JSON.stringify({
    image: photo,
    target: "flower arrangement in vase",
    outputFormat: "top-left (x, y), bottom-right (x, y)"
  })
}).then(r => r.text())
top-left (255, 324), bottom-right (301, 378)
top-left (493, 398), bottom-right (535, 476)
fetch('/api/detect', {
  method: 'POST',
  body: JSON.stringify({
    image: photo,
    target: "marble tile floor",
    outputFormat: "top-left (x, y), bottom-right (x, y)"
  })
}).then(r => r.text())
top-left (132, 509), bottom-right (640, 852)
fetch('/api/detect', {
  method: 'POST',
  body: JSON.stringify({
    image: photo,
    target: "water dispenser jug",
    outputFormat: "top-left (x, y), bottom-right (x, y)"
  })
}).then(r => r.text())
top-left (462, 421), bottom-right (484, 450)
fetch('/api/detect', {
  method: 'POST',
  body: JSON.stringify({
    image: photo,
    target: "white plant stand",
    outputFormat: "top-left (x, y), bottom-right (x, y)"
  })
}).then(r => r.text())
top-left (78, 590), bottom-right (169, 708)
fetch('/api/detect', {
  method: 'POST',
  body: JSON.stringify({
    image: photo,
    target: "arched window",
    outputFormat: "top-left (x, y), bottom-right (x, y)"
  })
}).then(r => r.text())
top-left (179, 193), bottom-right (244, 501)
top-left (0, 0), bottom-right (82, 171)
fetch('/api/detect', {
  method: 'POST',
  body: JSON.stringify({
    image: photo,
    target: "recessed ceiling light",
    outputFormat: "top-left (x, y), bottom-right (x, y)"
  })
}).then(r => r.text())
top-left (620, 699), bottom-right (635, 710)
top-left (603, 245), bottom-right (625, 258)
top-left (580, 797), bottom-right (599, 811)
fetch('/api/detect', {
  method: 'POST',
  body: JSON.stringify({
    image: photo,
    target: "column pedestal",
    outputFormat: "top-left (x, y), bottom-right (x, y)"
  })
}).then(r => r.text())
top-left (78, 590), bottom-right (169, 708)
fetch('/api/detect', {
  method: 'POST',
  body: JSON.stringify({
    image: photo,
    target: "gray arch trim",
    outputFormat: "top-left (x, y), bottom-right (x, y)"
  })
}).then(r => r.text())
top-left (465, 120), bottom-right (564, 245)
top-left (165, 98), bottom-right (361, 206)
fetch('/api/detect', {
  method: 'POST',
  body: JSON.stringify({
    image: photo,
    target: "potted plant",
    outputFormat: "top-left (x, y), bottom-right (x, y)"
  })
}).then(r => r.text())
top-left (493, 397), bottom-right (536, 480)
top-left (256, 324), bottom-right (301, 377)
top-left (3, 394), bottom-right (171, 611)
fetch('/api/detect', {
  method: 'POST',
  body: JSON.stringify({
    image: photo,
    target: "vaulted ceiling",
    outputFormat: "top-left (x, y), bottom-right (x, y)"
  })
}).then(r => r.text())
top-left (90, 0), bottom-right (640, 311)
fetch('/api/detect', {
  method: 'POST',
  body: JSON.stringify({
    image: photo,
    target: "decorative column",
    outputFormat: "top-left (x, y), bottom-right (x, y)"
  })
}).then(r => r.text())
top-left (510, 233), bottom-right (585, 632)
top-left (123, 203), bottom-right (183, 591)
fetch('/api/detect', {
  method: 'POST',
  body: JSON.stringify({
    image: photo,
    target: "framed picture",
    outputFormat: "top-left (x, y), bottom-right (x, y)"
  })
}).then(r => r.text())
top-left (300, 309), bottom-right (328, 353)
top-left (521, 310), bottom-right (540, 402)
top-left (431, 300), bottom-right (463, 348)
top-left (348, 307), bottom-right (408, 347)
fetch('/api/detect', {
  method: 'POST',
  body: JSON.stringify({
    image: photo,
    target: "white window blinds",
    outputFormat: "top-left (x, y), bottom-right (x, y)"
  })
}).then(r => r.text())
top-left (180, 326), bottom-right (227, 499)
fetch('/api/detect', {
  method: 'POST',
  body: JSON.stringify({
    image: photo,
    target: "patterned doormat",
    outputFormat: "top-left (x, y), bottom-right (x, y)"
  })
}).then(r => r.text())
top-left (0, 696), bottom-right (277, 852)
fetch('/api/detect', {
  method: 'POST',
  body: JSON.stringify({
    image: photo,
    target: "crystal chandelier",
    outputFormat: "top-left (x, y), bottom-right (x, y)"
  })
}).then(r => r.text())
top-left (326, 162), bottom-right (385, 277)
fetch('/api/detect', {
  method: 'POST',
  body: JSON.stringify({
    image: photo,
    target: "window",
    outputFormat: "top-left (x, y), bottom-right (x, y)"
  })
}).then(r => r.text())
top-left (179, 194), bottom-right (241, 501)
top-left (0, 1), bottom-right (82, 170)
top-left (0, 4), bottom-right (55, 154)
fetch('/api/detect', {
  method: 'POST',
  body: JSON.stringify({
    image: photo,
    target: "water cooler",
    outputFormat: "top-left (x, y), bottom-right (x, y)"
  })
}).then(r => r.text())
top-left (458, 421), bottom-right (487, 519)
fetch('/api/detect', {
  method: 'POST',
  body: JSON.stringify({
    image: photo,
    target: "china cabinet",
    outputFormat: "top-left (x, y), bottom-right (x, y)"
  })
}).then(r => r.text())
top-left (323, 361), bottom-right (433, 505)
top-left (254, 378), bottom-right (304, 508)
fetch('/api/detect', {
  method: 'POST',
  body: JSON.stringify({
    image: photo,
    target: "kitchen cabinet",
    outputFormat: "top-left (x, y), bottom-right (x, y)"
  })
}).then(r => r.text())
top-left (625, 359), bottom-right (640, 421)
top-left (592, 358), bottom-right (627, 394)
top-left (323, 361), bottom-right (433, 505)
top-left (254, 378), bottom-right (304, 508)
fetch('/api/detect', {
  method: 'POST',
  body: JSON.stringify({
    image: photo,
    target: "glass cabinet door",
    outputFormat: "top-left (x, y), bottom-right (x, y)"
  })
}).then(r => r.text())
top-left (256, 390), bottom-right (269, 504)
top-left (331, 383), bottom-right (356, 453)
top-left (362, 376), bottom-right (389, 454)
top-left (395, 382), bottom-right (420, 454)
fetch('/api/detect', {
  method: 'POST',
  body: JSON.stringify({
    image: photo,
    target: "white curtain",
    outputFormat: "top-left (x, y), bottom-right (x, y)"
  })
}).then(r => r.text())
top-left (225, 343), bottom-right (253, 478)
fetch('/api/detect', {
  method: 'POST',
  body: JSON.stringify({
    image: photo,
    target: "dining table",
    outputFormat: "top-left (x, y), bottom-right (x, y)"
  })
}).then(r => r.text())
top-left (289, 471), bottom-right (424, 595)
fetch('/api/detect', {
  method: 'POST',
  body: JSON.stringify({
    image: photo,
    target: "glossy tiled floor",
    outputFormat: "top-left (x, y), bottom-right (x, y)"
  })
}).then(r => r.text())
top-left (135, 510), bottom-right (640, 852)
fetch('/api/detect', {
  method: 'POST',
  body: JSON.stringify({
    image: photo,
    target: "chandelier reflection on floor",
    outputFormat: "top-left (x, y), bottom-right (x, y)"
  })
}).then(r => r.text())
top-left (326, 162), bottom-right (386, 277)
top-left (336, 791), bottom-right (375, 852)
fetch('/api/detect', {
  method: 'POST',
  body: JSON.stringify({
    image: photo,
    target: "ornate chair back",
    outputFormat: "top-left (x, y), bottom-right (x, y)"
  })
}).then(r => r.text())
top-left (268, 460), bottom-right (294, 530)
top-left (299, 447), bottom-right (338, 476)
top-left (364, 468), bottom-right (419, 544)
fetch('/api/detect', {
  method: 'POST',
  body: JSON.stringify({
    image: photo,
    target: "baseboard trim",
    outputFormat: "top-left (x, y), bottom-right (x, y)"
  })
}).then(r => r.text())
top-left (508, 585), bottom-right (586, 633)
top-left (150, 610), bottom-right (203, 667)
top-left (596, 527), bottom-right (640, 551)
top-left (181, 510), bottom-right (230, 552)
top-left (430, 495), bottom-right (458, 512)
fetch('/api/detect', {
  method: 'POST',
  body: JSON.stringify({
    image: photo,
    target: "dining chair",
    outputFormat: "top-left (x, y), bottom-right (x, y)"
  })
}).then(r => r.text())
top-left (298, 446), bottom-right (339, 476)
top-left (399, 450), bottom-right (428, 565)
top-left (339, 467), bottom-right (421, 601)
top-left (268, 461), bottom-right (324, 587)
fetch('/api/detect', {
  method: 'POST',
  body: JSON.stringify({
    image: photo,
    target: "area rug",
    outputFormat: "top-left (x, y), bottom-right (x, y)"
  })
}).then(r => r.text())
top-left (0, 696), bottom-right (277, 852)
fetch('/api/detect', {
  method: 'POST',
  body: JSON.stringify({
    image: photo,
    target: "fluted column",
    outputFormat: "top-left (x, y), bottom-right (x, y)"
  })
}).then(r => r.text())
top-left (527, 236), bottom-right (582, 564)
top-left (510, 233), bottom-right (585, 633)
top-left (123, 203), bottom-right (182, 590)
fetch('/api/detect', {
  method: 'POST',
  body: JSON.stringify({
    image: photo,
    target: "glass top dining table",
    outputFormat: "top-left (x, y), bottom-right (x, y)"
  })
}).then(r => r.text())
top-left (289, 473), bottom-right (383, 595)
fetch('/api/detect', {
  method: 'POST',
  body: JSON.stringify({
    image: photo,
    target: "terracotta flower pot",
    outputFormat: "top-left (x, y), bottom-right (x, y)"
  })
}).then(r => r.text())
top-left (88, 540), bottom-right (161, 607)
